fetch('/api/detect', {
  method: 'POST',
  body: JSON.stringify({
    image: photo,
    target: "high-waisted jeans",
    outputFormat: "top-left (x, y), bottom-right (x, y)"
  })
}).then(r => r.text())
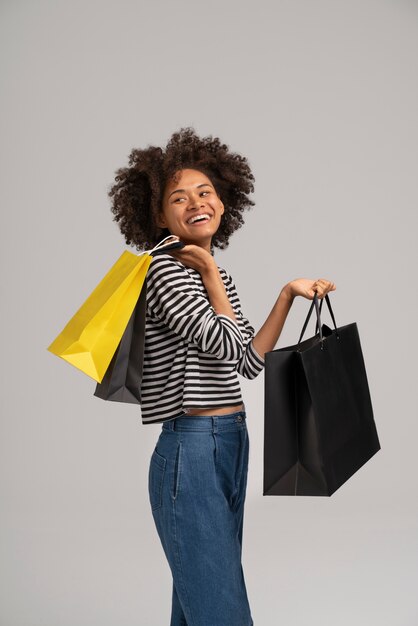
top-left (148, 408), bottom-right (254, 626)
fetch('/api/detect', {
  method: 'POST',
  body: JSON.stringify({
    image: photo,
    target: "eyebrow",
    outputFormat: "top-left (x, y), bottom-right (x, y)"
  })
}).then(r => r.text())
top-left (168, 183), bottom-right (213, 199)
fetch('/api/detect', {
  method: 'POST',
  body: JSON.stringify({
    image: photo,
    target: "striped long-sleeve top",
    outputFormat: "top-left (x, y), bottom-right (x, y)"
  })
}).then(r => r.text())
top-left (139, 253), bottom-right (265, 424)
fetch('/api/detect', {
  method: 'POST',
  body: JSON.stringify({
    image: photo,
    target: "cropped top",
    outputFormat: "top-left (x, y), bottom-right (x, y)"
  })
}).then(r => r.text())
top-left (139, 253), bottom-right (265, 424)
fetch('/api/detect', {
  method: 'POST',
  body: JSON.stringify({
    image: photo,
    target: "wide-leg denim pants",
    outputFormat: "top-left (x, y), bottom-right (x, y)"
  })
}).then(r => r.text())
top-left (148, 408), bottom-right (254, 626)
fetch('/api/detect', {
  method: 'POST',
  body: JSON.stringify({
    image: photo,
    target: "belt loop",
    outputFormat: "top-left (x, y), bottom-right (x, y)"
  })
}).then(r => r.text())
top-left (212, 416), bottom-right (218, 434)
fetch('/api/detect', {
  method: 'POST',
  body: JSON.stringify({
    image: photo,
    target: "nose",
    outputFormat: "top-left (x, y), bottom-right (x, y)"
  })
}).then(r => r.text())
top-left (188, 194), bottom-right (205, 211)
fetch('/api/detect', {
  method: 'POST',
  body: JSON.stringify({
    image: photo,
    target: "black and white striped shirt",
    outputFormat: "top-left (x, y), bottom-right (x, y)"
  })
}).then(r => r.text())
top-left (139, 253), bottom-right (265, 424)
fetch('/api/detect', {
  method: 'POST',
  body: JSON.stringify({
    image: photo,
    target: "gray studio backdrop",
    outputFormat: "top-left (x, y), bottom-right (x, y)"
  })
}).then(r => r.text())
top-left (1, 1), bottom-right (417, 625)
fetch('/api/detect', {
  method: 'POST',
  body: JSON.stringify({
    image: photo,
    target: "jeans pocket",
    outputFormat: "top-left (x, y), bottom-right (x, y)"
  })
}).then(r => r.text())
top-left (173, 441), bottom-right (182, 501)
top-left (148, 448), bottom-right (167, 511)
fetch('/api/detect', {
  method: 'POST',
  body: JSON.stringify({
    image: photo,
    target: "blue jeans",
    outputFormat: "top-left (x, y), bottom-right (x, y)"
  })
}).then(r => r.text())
top-left (148, 408), bottom-right (254, 626)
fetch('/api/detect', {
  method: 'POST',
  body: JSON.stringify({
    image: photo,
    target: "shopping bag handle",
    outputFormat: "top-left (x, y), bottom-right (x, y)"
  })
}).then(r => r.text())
top-left (138, 234), bottom-right (185, 257)
top-left (297, 292), bottom-right (339, 350)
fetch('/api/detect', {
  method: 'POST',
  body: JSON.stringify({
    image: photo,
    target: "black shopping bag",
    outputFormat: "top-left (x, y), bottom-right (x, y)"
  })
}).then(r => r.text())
top-left (93, 238), bottom-right (185, 404)
top-left (93, 283), bottom-right (147, 404)
top-left (263, 293), bottom-right (380, 496)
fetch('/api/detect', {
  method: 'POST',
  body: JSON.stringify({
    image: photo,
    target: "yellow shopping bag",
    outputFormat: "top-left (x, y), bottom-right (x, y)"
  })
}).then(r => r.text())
top-left (47, 235), bottom-right (181, 383)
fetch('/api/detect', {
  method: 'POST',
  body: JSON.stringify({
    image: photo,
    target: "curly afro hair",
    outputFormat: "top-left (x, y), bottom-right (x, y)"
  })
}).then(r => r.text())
top-left (108, 126), bottom-right (255, 255)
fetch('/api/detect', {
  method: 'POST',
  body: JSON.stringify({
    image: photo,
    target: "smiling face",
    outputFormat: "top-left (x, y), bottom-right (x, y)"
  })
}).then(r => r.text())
top-left (157, 168), bottom-right (225, 254)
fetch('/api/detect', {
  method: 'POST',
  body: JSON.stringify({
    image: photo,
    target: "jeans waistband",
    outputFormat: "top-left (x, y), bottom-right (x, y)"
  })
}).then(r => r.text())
top-left (162, 409), bottom-right (247, 432)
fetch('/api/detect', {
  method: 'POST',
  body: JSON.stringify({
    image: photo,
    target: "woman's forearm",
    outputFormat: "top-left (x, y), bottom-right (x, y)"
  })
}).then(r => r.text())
top-left (201, 264), bottom-right (238, 322)
top-left (201, 263), bottom-right (294, 358)
top-left (251, 287), bottom-right (294, 360)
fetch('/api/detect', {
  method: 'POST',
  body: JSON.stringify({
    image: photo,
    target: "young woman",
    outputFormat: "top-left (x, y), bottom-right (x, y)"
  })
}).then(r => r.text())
top-left (109, 127), bottom-right (336, 626)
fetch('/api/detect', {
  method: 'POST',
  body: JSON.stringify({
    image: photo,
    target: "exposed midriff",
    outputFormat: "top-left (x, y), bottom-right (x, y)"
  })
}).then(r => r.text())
top-left (184, 403), bottom-right (244, 416)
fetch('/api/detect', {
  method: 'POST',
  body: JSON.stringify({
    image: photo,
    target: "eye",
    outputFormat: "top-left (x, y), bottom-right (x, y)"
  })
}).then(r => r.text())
top-left (173, 190), bottom-right (210, 203)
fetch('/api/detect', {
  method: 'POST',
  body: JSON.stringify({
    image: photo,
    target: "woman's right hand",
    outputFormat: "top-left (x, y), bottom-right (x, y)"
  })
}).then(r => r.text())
top-left (166, 244), bottom-right (216, 275)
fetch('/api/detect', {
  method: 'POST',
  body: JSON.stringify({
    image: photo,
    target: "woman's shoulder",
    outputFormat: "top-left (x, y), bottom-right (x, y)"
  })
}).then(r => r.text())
top-left (147, 253), bottom-right (199, 287)
top-left (148, 253), bottom-right (235, 288)
top-left (148, 252), bottom-right (186, 271)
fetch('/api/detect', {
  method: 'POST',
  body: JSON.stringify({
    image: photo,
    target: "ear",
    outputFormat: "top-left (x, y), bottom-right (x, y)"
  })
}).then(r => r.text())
top-left (156, 212), bottom-right (166, 228)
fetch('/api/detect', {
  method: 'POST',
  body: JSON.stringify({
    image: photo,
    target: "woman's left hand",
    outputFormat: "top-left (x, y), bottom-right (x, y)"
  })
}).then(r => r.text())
top-left (283, 278), bottom-right (336, 301)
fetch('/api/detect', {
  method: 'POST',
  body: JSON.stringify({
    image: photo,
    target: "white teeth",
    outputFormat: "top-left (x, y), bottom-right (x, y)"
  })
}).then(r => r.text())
top-left (187, 214), bottom-right (211, 224)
